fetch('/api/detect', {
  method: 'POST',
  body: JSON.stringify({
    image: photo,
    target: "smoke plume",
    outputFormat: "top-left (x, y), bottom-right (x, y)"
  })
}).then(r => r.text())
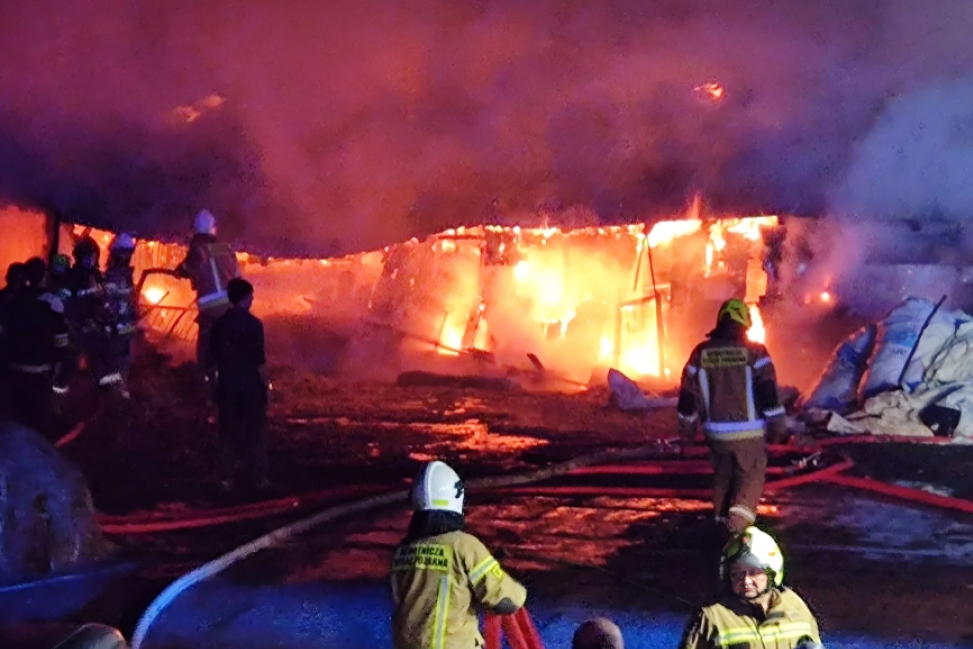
top-left (2, 0), bottom-right (973, 255)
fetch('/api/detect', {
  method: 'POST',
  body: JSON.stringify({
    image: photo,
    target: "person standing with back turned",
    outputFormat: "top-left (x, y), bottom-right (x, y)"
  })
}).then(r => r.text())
top-left (174, 209), bottom-right (241, 382)
top-left (208, 278), bottom-right (269, 493)
top-left (676, 298), bottom-right (786, 536)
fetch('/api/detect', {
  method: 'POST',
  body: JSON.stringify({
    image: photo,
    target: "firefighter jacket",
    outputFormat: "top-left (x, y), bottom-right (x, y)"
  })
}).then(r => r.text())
top-left (679, 588), bottom-right (821, 649)
top-left (5, 288), bottom-right (70, 377)
top-left (65, 267), bottom-right (111, 334)
top-left (103, 263), bottom-right (138, 336)
top-left (175, 233), bottom-right (240, 314)
top-left (677, 330), bottom-right (784, 442)
top-left (390, 530), bottom-right (527, 649)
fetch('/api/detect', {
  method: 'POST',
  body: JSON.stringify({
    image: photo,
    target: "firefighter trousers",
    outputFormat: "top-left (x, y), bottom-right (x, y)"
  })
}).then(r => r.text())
top-left (216, 392), bottom-right (268, 485)
top-left (707, 436), bottom-right (767, 534)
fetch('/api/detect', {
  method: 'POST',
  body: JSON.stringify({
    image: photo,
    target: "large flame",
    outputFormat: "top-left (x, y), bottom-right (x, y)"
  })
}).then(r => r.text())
top-left (429, 214), bottom-right (778, 379)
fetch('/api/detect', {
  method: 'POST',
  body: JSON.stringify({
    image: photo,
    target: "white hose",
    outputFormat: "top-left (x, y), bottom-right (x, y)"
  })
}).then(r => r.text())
top-left (130, 443), bottom-right (669, 649)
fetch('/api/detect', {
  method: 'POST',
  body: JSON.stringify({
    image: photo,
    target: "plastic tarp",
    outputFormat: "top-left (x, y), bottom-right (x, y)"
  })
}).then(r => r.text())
top-left (805, 297), bottom-right (973, 439)
top-left (860, 298), bottom-right (960, 400)
top-left (804, 324), bottom-right (877, 413)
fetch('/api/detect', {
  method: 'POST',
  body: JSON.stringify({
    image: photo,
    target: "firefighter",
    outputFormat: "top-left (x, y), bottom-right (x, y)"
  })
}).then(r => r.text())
top-left (3, 257), bottom-right (70, 432)
top-left (49, 254), bottom-right (74, 302)
top-left (679, 527), bottom-right (823, 649)
top-left (0, 262), bottom-right (27, 305)
top-left (390, 460), bottom-right (527, 649)
top-left (67, 236), bottom-right (118, 391)
top-left (104, 233), bottom-right (139, 398)
top-left (676, 298), bottom-right (786, 535)
top-left (174, 209), bottom-right (241, 378)
top-left (0, 262), bottom-right (28, 361)
top-left (209, 278), bottom-right (269, 492)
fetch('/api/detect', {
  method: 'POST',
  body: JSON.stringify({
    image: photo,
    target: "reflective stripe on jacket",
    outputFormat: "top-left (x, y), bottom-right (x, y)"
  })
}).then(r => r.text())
top-left (677, 336), bottom-right (783, 441)
top-left (679, 588), bottom-right (821, 649)
top-left (176, 234), bottom-right (240, 313)
top-left (390, 530), bottom-right (527, 649)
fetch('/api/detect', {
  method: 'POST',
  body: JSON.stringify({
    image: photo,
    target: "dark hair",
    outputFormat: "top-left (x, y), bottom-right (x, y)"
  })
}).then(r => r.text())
top-left (227, 277), bottom-right (254, 305)
top-left (6, 262), bottom-right (26, 284)
top-left (24, 257), bottom-right (47, 285)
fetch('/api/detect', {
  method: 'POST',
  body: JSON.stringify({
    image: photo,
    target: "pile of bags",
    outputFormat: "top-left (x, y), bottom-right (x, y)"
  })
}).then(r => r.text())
top-left (804, 297), bottom-right (973, 438)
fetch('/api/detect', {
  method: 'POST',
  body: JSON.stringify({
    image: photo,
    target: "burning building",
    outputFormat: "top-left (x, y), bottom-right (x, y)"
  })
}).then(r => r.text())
top-left (358, 214), bottom-right (778, 386)
top-left (0, 205), bottom-right (782, 388)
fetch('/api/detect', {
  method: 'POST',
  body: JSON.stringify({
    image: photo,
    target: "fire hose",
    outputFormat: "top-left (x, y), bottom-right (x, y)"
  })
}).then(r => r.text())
top-left (101, 445), bottom-right (833, 535)
top-left (484, 608), bottom-right (546, 649)
top-left (127, 439), bottom-right (973, 649)
top-left (128, 442), bottom-right (685, 649)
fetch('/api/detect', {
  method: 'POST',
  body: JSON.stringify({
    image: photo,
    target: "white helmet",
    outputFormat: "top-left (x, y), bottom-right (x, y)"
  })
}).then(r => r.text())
top-left (110, 232), bottom-right (136, 252)
top-left (720, 526), bottom-right (785, 588)
top-left (193, 209), bottom-right (217, 235)
top-left (412, 460), bottom-right (464, 514)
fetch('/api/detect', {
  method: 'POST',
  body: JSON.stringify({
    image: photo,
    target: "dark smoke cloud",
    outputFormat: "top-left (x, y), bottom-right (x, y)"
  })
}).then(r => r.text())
top-left (1, 0), bottom-right (972, 255)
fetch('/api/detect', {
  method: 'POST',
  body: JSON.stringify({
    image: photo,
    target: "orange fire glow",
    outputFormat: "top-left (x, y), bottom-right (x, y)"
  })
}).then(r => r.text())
top-left (142, 287), bottom-right (166, 305)
top-left (429, 214), bottom-right (778, 381)
top-left (695, 82), bottom-right (726, 103)
top-left (747, 304), bottom-right (766, 344)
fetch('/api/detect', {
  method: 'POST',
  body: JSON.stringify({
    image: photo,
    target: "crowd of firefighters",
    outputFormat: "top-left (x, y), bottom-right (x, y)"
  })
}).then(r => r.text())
top-left (0, 209), bottom-right (271, 492)
top-left (0, 205), bottom-right (824, 648)
top-left (0, 230), bottom-right (140, 432)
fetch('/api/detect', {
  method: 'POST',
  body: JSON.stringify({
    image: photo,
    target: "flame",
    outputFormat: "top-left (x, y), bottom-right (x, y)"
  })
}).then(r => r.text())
top-left (820, 291), bottom-right (832, 303)
top-left (513, 260), bottom-right (530, 281)
top-left (647, 220), bottom-right (702, 248)
top-left (695, 82), bottom-right (726, 103)
top-left (143, 287), bottom-right (166, 305)
top-left (747, 304), bottom-right (766, 344)
top-left (424, 215), bottom-right (778, 379)
top-left (437, 319), bottom-right (463, 356)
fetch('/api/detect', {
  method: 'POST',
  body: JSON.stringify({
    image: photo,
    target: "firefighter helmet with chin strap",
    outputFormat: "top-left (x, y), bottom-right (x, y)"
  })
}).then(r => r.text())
top-left (721, 526), bottom-right (785, 591)
top-left (412, 460), bottom-right (465, 514)
top-left (717, 297), bottom-right (752, 329)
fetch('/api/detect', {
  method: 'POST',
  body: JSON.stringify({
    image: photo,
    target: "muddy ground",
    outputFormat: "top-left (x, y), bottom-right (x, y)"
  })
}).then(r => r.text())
top-left (7, 341), bottom-right (973, 648)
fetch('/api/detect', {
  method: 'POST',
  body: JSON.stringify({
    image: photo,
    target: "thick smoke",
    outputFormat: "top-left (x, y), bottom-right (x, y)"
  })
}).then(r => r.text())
top-left (831, 76), bottom-right (973, 223)
top-left (2, 0), bottom-right (973, 255)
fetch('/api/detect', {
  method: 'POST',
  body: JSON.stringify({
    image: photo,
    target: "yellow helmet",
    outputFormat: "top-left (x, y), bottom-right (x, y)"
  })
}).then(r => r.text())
top-left (720, 526), bottom-right (785, 588)
top-left (718, 298), bottom-right (752, 329)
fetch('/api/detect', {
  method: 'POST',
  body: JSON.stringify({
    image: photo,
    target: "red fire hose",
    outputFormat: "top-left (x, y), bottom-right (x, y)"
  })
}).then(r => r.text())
top-left (822, 473), bottom-right (973, 515)
top-left (95, 484), bottom-right (394, 534)
top-left (485, 609), bottom-right (546, 649)
top-left (95, 452), bottom-right (847, 534)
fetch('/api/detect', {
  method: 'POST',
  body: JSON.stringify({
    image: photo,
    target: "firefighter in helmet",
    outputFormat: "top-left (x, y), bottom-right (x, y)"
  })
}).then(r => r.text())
top-left (174, 209), bottom-right (241, 379)
top-left (2, 257), bottom-right (70, 431)
top-left (679, 527), bottom-right (823, 649)
top-left (67, 235), bottom-right (121, 391)
top-left (390, 460), bottom-right (527, 649)
top-left (103, 233), bottom-right (139, 397)
top-left (676, 298), bottom-right (787, 535)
